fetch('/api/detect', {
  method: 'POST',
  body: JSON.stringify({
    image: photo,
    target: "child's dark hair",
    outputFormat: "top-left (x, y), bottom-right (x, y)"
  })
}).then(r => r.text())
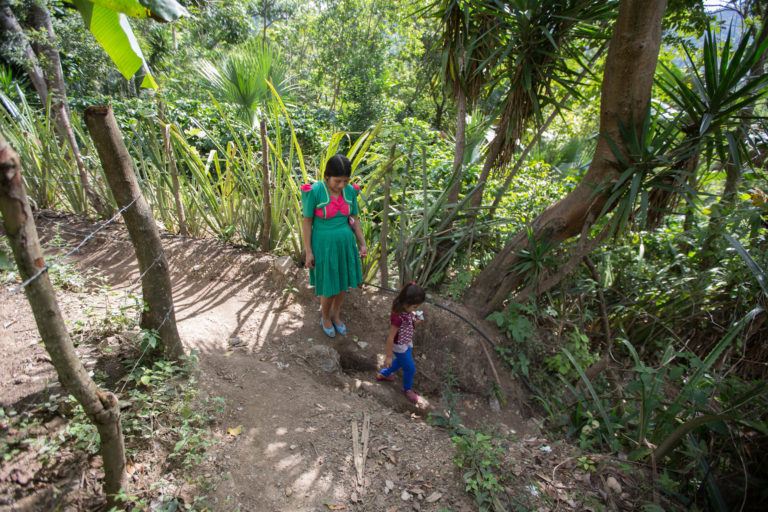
top-left (325, 154), bottom-right (352, 178)
top-left (392, 282), bottom-right (426, 314)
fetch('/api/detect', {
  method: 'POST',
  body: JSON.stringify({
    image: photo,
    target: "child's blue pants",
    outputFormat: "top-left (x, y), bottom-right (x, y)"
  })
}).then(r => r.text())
top-left (381, 347), bottom-right (415, 391)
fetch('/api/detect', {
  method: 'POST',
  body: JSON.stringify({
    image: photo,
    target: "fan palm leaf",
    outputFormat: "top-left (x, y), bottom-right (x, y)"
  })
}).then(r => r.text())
top-left (199, 39), bottom-right (292, 128)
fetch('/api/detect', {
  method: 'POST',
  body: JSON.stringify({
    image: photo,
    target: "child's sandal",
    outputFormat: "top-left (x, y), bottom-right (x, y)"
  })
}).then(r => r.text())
top-left (376, 372), bottom-right (395, 382)
top-left (402, 389), bottom-right (419, 403)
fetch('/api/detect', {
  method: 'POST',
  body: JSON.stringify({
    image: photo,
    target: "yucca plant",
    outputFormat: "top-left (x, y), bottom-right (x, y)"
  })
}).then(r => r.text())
top-left (129, 118), bottom-right (180, 233)
top-left (200, 38), bottom-right (293, 251)
top-left (0, 92), bottom-right (112, 215)
top-left (172, 126), bottom-right (248, 242)
top-left (651, 24), bottom-right (768, 227)
top-left (384, 158), bottom-right (496, 287)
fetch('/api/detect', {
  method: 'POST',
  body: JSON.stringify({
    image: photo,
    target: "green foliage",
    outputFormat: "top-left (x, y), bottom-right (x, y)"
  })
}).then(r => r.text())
top-left (658, 25), bottom-right (768, 145)
top-left (70, 0), bottom-right (190, 89)
top-left (513, 227), bottom-right (560, 287)
top-left (489, 302), bottom-right (535, 344)
top-left (0, 65), bottom-right (28, 102)
top-left (544, 328), bottom-right (599, 380)
top-left (452, 431), bottom-right (507, 511)
top-left (428, 353), bottom-right (512, 511)
top-left (489, 301), bottom-right (537, 378)
top-left (0, 94), bottom-right (111, 215)
top-left (576, 455), bottom-right (596, 472)
top-left (0, 241), bottom-right (13, 272)
top-left (199, 39), bottom-right (291, 129)
top-left (443, 269), bottom-right (473, 300)
top-left (0, 348), bottom-right (222, 508)
top-left (427, 352), bottom-right (466, 433)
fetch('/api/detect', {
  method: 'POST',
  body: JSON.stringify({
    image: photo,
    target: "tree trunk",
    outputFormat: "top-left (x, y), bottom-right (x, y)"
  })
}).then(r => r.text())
top-left (0, 2), bottom-right (48, 103)
top-left (26, 2), bottom-right (108, 218)
top-left (431, 79), bottom-right (448, 131)
top-left (0, 135), bottom-right (127, 508)
top-left (465, 0), bottom-right (667, 316)
top-left (259, 117), bottom-right (272, 251)
top-left (165, 124), bottom-right (188, 236)
top-left (262, 0), bottom-right (268, 42)
top-left (446, 71), bottom-right (467, 205)
top-left (84, 106), bottom-right (184, 360)
top-left (466, 100), bottom-right (517, 222)
top-left (330, 75), bottom-right (342, 112)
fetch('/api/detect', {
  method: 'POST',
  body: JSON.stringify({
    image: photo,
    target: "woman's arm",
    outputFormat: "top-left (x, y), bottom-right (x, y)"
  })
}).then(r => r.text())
top-left (302, 216), bottom-right (314, 268)
top-left (383, 324), bottom-right (398, 367)
top-left (350, 215), bottom-right (368, 257)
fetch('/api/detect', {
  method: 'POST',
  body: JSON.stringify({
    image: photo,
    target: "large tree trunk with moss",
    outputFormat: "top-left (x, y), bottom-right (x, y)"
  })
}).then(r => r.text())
top-left (25, 2), bottom-right (107, 218)
top-left (84, 106), bottom-right (184, 360)
top-left (0, 135), bottom-right (127, 508)
top-left (465, 0), bottom-right (667, 316)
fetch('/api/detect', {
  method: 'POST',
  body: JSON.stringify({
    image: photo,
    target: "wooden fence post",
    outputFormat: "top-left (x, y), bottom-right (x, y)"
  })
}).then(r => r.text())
top-left (84, 105), bottom-right (184, 360)
top-left (158, 99), bottom-right (189, 236)
top-left (0, 135), bottom-right (127, 507)
top-left (379, 145), bottom-right (396, 288)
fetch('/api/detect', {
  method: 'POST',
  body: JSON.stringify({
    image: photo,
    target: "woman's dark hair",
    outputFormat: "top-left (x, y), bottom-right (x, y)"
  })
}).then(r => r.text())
top-left (325, 154), bottom-right (352, 178)
top-left (392, 282), bottom-right (426, 314)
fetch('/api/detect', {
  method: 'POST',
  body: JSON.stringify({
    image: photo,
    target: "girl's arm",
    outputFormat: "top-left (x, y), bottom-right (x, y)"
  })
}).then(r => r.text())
top-left (302, 217), bottom-right (314, 268)
top-left (350, 215), bottom-right (368, 257)
top-left (383, 324), bottom-right (398, 367)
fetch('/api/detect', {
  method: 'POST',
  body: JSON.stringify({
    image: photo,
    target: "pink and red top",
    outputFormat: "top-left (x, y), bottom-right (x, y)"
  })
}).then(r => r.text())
top-left (301, 181), bottom-right (361, 219)
top-left (390, 312), bottom-right (415, 353)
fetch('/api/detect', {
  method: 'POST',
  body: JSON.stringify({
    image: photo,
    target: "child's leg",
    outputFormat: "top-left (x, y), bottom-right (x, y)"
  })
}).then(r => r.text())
top-left (381, 353), bottom-right (403, 377)
top-left (400, 348), bottom-right (416, 391)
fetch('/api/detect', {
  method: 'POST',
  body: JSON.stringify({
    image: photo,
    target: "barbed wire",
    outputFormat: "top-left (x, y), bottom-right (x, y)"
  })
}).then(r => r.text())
top-left (2, 197), bottom-right (139, 300)
top-left (37, 213), bottom-right (131, 241)
top-left (123, 253), bottom-right (167, 297)
top-left (3, 196), bottom-right (180, 392)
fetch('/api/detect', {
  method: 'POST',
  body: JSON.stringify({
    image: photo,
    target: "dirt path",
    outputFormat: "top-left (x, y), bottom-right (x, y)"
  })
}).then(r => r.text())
top-left (4, 212), bottom-right (621, 512)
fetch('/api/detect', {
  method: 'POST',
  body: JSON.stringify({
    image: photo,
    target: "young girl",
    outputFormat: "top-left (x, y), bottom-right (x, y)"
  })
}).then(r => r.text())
top-left (376, 283), bottom-right (426, 403)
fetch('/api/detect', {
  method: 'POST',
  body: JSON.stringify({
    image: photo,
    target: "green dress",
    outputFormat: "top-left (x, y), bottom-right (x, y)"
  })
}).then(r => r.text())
top-left (302, 181), bottom-right (363, 297)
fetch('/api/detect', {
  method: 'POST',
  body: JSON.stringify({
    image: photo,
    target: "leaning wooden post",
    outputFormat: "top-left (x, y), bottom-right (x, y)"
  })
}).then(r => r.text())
top-left (0, 135), bottom-right (127, 507)
top-left (379, 145), bottom-right (395, 288)
top-left (84, 105), bottom-right (184, 360)
top-left (259, 117), bottom-right (272, 251)
top-left (158, 99), bottom-right (188, 236)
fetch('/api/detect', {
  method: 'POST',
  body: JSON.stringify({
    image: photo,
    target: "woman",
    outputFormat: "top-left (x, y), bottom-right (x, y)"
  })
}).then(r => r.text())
top-left (301, 154), bottom-right (368, 337)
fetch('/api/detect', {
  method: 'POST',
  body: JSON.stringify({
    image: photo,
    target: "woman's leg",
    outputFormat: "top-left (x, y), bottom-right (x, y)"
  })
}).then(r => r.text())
top-left (399, 348), bottom-right (416, 391)
top-left (330, 291), bottom-right (345, 324)
top-left (321, 295), bottom-right (335, 330)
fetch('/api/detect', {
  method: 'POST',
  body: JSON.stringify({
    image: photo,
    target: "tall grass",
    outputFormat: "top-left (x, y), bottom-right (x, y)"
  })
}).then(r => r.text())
top-left (0, 91), bottom-right (112, 216)
top-left (3, 87), bottom-right (492, 289)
